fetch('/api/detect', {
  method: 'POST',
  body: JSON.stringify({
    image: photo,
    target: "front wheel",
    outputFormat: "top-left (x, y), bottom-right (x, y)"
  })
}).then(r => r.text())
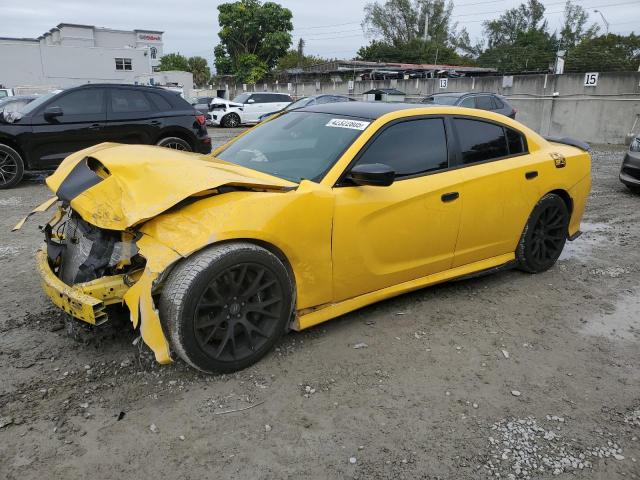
top-left (516, 194), bottom-right (569, 273)
top-left (0, 144), bottom-right (24, 189)
top-left (159, 243), bottom-right (294, 373)
top-left (221, 113), bottom-right (241, 128)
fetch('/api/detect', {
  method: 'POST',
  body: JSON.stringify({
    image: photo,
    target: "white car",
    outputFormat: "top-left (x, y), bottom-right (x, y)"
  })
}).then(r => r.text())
top-left (207, 92), bottom-right (293, 128)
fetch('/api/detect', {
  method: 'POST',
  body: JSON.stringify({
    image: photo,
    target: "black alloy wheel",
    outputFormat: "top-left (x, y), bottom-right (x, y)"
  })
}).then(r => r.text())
top-left (160, 243), bottom-right (293, 373)
top-left (0, 144), bottom-right (24, 189)
top-left (193, 262), bottom-right (284, 362)
top-left (221, 113), bottom-right (240, 128)
top-left (517, 193), bottom-right (569, 273)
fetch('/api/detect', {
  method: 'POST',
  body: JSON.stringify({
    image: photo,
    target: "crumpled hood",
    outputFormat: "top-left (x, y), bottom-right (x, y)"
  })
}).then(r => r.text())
top-left (46, 143), bottom-right (295, 231)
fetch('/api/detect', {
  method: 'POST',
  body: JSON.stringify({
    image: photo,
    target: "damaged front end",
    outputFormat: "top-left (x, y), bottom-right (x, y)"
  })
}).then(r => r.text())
top-left (28, 142), bottom-right (295, 364)
top-left (41, 206), bottom-right (142, 325)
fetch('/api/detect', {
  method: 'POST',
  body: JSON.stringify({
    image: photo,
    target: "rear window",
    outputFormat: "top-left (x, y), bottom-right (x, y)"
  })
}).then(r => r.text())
top-left (147, 92), bottom-right (173, 111)
top-left (454, 118), bottom-right (509, 164)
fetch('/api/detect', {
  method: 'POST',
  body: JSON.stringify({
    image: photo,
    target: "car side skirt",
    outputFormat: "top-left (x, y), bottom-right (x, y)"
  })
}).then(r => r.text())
top-left (295, 252), bottom-right (515, 331)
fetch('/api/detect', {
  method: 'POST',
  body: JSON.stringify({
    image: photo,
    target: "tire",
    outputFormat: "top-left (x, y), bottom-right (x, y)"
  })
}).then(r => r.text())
top-left (0, 144), bottom-right (24, 189)
top-left (159, 242), bottom-right (294, 373)
top-left (156, 137), bottom-right (192, 152)
top-left (221, 113), bottom-right (241, 128)
top-left (625, 184), bottom-right (640, 194)
top-left (516, 193), bottom-right (569, 273)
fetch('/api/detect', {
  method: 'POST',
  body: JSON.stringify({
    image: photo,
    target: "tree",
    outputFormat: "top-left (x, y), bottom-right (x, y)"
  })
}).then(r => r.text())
top-left (357, 38), bottom-right (463, 64)
top-left (483, 0), bottom-right (548, 48)
top-left (478, 0), bottom-right (555, 72)
top-left (558, 0), bottom-right (600, 50)
top-left (362, 0), bottom-right (456, 46)
top-left (188, 56), bottom-right (212, 87)
top-left (158, 53), bottom-right (190, 71)
top-left (478, 29), bottom-right (556, 73)
top-left (565, 33), bottom-right (640, 72)
top-left (215, 0), bottom-right (293, 83)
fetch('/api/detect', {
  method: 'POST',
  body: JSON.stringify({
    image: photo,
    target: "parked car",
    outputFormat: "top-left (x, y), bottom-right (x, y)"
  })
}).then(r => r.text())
top-left (257, 94), bottom-right (355, 122)
top-left (422, 92), bottom-right (517, 118)
top-left (620, 134), bottom-right (640, 193)
top-left (207, 92), bottom-right (293, 127)
top-left (0, 88), bottom-right (14, 99)
top-left (31, 102), bottom-right (591, 373)
top-left (0, 95), bottom-right (37, 121)
top-left (0, 84), bottom-right (211, 188)
top-left (190, 96), bottom-right (215, 114)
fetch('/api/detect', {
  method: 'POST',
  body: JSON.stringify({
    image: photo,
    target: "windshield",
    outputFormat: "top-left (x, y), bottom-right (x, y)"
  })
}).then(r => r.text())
top-left (425, 95), bottom-right (459, 105)
top-left (19, 91), bottom-right (60, 115)
top-left (232, 93), bottom-right (251, 104)
top-left (197, 97), bottom-right (212, 104)
top-left (283, 97), bottom-right (310, 112)
top-left (216, 111), bottom-right (369, 182)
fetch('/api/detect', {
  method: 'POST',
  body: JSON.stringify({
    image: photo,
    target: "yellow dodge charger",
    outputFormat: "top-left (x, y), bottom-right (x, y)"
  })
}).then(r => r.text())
top-left (31, 102), bottom-right (591, 373)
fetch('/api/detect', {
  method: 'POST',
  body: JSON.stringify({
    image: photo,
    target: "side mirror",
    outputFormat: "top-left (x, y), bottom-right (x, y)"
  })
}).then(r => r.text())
top-left (44, 106), bottom-right (63, 120)
top-left (346, 163), bottom-right (395, 187)
top-left (246, 98), bottom-right (255, 104)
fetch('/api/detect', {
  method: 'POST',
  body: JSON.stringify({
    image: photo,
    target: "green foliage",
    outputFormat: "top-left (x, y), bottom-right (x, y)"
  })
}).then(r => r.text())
top-left (565, 34), bottom-right (640, 72)
top-left (478, 29), bottom-right (556, 73)
top-left (215, 0), bottom-right (293, 83)
top-left (357, 38), bottom-right (464, 65)
top-left (188, 57), bottom-right (212, 87)
top-left (158, 53), bottom-right (190, 72)
top-left (276, 50), bottom-right (327, 70)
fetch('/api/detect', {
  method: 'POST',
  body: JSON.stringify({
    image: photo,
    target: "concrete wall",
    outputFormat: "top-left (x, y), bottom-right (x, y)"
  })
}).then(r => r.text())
top-left (209, 72), bottom-right (640, 144)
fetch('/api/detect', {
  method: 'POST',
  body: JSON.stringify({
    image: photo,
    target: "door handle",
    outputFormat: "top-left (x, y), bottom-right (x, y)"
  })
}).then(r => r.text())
top-left (441, 192), bottom-right (459, 202)
top-left (89, 123), bottom-right (101, 130)
top-left (525, 171), bottom-right (538, 180)
top-left (150, 120), bottom-right (161, 126)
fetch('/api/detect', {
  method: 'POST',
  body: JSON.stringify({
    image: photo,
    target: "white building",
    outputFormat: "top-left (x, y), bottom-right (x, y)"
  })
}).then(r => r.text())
top-left (0, 23), bottom-right (164, 90)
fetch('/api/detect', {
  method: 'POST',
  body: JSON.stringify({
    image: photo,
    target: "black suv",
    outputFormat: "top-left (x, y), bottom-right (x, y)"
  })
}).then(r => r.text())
top-left (422, 92), bottom-right (517, 119)
top-left (0, 84), bottom-right (211, 188)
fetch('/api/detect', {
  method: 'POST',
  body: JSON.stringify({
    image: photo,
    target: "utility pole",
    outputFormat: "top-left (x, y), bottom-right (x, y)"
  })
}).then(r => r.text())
top-left (423, 1), bottom-right (431, 41)
top-left (594, 9), bottom-right (609, 34)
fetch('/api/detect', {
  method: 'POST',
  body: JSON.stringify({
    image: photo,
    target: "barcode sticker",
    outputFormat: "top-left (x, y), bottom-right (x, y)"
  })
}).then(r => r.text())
top-left (326, 118), bottom-right (370, 130)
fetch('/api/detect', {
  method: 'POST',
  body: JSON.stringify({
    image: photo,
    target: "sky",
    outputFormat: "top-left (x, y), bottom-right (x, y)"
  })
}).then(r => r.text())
top-left (2, 0), bottom-right (638, 67)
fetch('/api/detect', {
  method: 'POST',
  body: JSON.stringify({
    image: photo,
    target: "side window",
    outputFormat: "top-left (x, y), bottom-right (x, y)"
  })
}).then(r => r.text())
top-left (475, 96), bottom-right (494, 110)
top-left (454, 118), bottom-right (509, 164)
top-left (276, 94), bottom-right (292, 103)
top-left (459, 96), bottom-right (475, 108)
top-left (356, 118), bottom-right (448, 177)
top-left (49, 89), bottom-right (105, 115)
top-left (493, 96), bottom-right (505, 109)
top-left (147, 92), bottom-right (173, 111)
top-left (247, 94), bottom-right (261, 103)
top-left (506, 128), bottom-right (525, 155)
top-left (111, 89), bottom-right (154, 113)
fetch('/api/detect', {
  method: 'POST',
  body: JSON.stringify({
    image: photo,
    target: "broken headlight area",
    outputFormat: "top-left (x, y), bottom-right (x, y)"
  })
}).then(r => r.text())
top-left (45, 206), bottom-right (144, 287)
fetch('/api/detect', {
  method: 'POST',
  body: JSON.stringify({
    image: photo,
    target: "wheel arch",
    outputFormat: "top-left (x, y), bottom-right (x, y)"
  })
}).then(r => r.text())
top-left (0, 138), bottom-right (28, 168)
top-left (547, 188), bottom-right (573, 217)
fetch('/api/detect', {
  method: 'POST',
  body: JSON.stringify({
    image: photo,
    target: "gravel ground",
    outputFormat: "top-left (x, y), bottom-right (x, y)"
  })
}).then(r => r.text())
top-left (0, 134), bottom-right (638, 480)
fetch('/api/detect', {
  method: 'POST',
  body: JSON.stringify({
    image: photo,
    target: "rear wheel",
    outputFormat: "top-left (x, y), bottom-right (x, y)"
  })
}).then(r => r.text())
top-left (516, 194), bottom-right (569, 273)
top-left (156, 137), bottom-right (192, 151)
top-left (0, 144), bottom-right (24, 189)
top-left (159, 243), bottom-right (294, 373)
top-left (221, 113), bottom-right (241, 128)
top-left (625, 184), bottom-right (640, 194)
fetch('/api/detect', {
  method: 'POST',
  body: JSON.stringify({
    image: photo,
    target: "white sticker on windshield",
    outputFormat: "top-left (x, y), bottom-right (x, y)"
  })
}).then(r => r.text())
top-left (326, 118), bottom-right (370, 130)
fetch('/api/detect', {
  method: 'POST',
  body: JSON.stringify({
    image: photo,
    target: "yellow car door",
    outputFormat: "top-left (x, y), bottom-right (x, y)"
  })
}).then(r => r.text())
top-left (449, 117), bottom-right (542, 267)
top-left (331, 117), bottom-right (463, 302)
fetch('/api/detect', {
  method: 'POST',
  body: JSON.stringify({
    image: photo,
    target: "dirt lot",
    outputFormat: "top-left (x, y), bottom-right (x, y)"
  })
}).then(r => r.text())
top-left (0, 133), bottom-right (638, 480)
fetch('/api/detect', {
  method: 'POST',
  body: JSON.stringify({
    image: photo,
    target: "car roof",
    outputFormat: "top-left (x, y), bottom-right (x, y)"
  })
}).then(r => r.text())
top-left (299, 101), bottom-right (431, 120)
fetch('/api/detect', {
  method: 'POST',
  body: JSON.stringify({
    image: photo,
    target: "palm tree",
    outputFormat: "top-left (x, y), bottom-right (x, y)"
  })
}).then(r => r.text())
top-left (188, 56), bottom-right (212, 88)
